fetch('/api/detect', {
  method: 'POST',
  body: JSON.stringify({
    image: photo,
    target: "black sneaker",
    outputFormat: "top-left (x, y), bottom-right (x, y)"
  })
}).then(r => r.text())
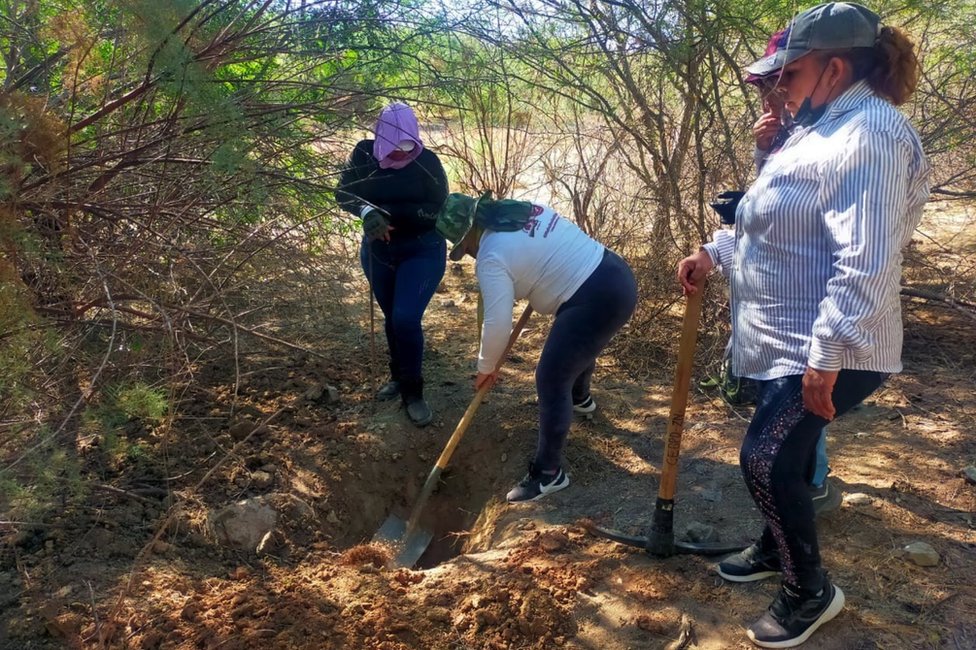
top-left (572, 395), bottom-right (596, 415)
top-left (506, 463), bottom-right (570, 502)
top-left (718, 543), bottom-right (781, 582)
top-left (375, 380), bottom-right (400, 401)
top-left (747, 580), bottom-right (845, 648)
top-left (810, 478), bottom-right (842, 517)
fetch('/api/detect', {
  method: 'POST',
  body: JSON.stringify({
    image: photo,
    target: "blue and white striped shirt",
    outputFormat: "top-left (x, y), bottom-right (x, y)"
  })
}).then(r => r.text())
top-left (704, 81), bottom-right (930, 380)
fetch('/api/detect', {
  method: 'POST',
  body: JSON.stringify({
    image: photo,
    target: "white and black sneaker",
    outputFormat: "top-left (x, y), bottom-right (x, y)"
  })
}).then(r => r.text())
top-left (572, 395), bottom-right (597, 415)
top-left (506, 463), bottom-right (570, 502)
top-left (747, 578), bottom-right (845, 648)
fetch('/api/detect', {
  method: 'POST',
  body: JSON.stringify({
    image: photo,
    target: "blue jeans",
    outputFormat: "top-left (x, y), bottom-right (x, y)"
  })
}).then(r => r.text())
top-left (534, 250), bottom-right (637, 470)
top-left (812, 430), bottom-right (829, 487)
top-left (360, 231), bottom-right (446, 382)
top-left (742, 370), bottom-right (887, 593)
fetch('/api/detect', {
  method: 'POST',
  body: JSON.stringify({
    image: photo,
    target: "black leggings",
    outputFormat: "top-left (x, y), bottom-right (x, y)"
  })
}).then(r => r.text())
top-left (533, 250), bottom-right (637, 470)
top-left (742, 369), bottom-right (887, 592)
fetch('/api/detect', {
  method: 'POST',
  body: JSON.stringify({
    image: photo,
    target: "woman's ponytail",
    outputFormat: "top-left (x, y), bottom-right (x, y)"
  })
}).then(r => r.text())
top-left (866, 26), bottom-right (920, 106)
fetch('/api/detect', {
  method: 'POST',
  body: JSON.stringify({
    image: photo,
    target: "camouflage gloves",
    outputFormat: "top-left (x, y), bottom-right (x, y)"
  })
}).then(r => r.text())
top-left (362, 207), bottom-right (391, 241)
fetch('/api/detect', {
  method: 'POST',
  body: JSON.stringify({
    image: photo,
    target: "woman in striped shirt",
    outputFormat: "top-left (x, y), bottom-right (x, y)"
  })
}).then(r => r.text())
top-left (678, 3), bottom-right (930, 647)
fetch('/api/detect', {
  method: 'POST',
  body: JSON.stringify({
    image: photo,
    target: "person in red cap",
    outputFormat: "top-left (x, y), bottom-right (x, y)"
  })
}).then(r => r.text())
top-left (337, 102), bottom-right (449, 426)
top-left (678, 3), bottom-right (930, 647)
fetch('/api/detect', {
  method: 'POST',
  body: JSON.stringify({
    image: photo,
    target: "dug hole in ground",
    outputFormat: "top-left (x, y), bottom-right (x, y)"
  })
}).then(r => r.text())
top-left (1, 203), bottom-right (974, 650)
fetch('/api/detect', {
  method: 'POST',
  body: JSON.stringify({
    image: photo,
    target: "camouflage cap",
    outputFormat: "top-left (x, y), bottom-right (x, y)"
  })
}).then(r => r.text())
top-left (436, 192), bottom-right (489, 261)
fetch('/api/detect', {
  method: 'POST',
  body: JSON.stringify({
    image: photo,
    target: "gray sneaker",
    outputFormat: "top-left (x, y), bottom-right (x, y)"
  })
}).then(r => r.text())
top-left (811, 478), bottom-right (842, 517)
top-left (718, 543), bottom-right (781, 582)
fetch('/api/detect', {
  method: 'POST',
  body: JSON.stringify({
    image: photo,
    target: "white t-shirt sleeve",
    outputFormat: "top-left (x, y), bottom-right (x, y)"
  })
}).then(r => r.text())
top-left (475, 256), bottom-right (516, 374)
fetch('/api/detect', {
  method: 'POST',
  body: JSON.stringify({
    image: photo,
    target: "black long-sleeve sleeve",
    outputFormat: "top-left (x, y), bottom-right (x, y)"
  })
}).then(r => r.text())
top-left (335, 140), bottom-right (449, 236)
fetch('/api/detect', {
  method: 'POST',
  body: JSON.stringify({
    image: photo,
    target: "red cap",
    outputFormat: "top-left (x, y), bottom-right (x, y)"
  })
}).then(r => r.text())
top-left (744, 28), bottom-right (790, 84)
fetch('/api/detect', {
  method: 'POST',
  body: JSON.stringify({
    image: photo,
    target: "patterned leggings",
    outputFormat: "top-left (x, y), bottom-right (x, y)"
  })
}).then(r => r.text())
top-left (742, 370), bottom-right (886, 592)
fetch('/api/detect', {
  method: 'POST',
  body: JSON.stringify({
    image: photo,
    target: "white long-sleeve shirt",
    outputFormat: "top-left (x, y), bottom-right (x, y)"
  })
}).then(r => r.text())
top-left (475, 204), bottom-right (604, 373)
top-left (703, 81), bottom-right (930, 380)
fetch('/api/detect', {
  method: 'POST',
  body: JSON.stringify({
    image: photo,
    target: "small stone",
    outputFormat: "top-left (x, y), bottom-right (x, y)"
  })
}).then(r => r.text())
top-left (961, 466), bottom-right (976, 485)
top-left (903, 541), bottom-right (940, 567)
top-left (327, 510), bottom-right (340, 525)
top-left (428, 607), bottom-right (452, 623)
top-left (538, 530), bottom-right (570, 552)
top-left (683, 521), bottom-right (719, 543)
top-left (181, 601), bottom-right (203, 622)
top-left (699, 487), bottom-right (722, 503)
top-left (229, 566), bottom-right (250, 580)
top-left (501, 453), bottom-right (508, 462)
top-left (303, 385), bottom-right (324, 401)
top-left (844, 492), bottom-right (873, 506)
top-left (439, 299), bottom-right (456, 309)
top-left (304, 383), bottom-right (339, 404)
top-left (251, 470), bottom-right (274, 489)
top-left (323, 385), bottom-right (340, 404)
top-left (152, 540), bottom-right (173, 555)
top-left (207, 497), bottom-right (278, 551)
top-left (228, 421), bottom-right (254, 441)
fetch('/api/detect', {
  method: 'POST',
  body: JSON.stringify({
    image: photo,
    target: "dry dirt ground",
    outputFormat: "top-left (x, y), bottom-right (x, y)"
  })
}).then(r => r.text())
top-left (1, 202), bottom-right (975, 649)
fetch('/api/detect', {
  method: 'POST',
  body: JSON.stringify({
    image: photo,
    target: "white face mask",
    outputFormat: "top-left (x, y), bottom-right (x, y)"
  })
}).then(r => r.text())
top-left (396, 140), bottom-right (416, 152)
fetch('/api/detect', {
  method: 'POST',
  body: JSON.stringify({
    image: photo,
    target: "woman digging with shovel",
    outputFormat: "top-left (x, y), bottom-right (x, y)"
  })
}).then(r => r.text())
top-left (436, 192), bottom-right (637, 502)
top-left (678, 3), bottom-right (929, 647)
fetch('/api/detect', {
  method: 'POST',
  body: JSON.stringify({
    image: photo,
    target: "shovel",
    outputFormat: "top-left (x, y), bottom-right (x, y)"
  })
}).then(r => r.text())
top-left (375, 305), bottom-right (534, 567)
top-left (588, 284), bottom-right (746, 556)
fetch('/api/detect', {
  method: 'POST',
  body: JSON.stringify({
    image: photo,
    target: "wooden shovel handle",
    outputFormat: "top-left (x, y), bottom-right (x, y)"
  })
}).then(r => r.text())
top-left (658, 287), bottom-right (704, 500)
top-left (433, 305), bottom-right (534, 470)
top-left (401, 305), bottom-right (534, 537)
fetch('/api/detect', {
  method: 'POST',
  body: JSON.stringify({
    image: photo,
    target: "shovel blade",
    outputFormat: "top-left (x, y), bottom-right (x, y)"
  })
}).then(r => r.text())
top-left (392, 528), bottom-right (434, 567)
top-left (373, 515), bottom-right (434, 568)
top-left (374, 515), bottom-right (407, 545)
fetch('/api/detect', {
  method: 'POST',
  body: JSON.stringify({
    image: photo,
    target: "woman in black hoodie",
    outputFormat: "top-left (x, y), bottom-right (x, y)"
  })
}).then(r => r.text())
top-left (337, 103), bottom-right (449, 426)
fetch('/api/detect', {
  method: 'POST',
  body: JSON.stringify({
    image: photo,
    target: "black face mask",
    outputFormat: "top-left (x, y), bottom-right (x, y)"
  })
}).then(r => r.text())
top-left (793, 96), bottom-right (828, 127)
top-left (792, 60), bottom-right (832, 127)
